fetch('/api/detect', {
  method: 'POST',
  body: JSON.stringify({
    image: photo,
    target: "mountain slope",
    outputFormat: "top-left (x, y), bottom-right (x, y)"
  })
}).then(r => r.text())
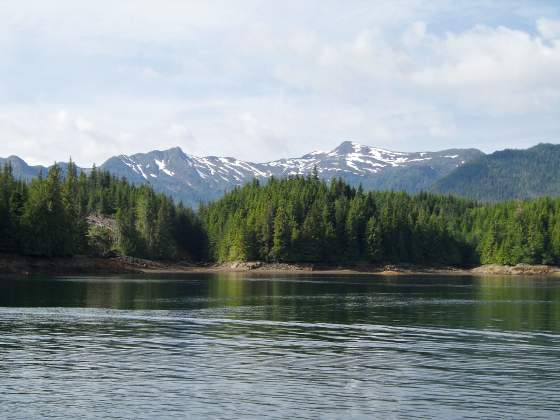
top-left (432, 143), bottom-right (560, 201)
top-left (0, 156), bottom-right (44, 181)
top-left (99, 141), bottom-right (483, 205)
top-left (100, 146), bottom-right (274, 205)
top-left (0, 157), bottom-right (86, 181)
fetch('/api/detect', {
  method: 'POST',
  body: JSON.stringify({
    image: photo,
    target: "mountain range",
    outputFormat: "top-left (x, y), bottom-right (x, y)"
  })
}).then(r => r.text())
top-left (1, 141), bottom-right (558, 205)
top-left (0, 141), bottom-right (482, 206)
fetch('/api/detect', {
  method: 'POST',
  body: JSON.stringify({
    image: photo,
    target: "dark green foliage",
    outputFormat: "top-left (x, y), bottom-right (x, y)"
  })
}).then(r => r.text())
top-left (115, 208), bottom-right (143, 257)
top-left (433, 144), bottom-right (560, 201)
top-left (21, 165), bottom-right (72, 256)
top-left (200, 176), bottom-right (473, 264)
top-left (172, 203), bottom-right (207, 261)
top-left (467, 198), bottom-right (559, 265)
top-left (0, 164), bottom-right (24, 253)
top-left (0, 162), bottom-right (206, 259)
top-left (200, 176), bottom-right (560, 266)
top-left (4, 160), bottom-right (560, 267)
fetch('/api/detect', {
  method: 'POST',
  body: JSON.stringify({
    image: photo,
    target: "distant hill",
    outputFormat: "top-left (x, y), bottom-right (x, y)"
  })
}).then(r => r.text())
top-left (0, 157), bottom-right (88, 185)
top-left (0, 156), bottom-right (44, 181)
top-left (432, 143), bottom-right (560, 201)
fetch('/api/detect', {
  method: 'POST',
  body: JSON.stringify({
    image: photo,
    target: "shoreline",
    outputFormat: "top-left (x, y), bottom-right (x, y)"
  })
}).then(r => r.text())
top-left (179, 262), bottom-right (560, 277)
top-left (1, 254), bottom-right (559, 277)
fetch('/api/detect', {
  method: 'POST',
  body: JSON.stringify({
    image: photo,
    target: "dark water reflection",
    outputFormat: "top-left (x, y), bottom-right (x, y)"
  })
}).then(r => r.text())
top-left (1, 273), bottom-right (559, 418)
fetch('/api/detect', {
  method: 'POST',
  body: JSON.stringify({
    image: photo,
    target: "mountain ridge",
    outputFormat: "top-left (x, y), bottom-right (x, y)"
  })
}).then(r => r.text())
top-left (432, 143), bottom-right (560, 201)
top-left (2, 140), bottom-right (486, 206)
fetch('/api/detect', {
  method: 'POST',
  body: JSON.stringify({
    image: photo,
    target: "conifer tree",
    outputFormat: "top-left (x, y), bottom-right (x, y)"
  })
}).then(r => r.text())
top-left (0, 164), bottom-right (17, 252)
top-left (272, 206), bottom-right (291, 261)
top-left (22, 165), bottom-right (71, 256)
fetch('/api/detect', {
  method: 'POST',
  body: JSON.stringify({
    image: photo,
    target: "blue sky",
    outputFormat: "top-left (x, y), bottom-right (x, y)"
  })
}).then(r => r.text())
top-left (1, 0), bottom-right (559, 166)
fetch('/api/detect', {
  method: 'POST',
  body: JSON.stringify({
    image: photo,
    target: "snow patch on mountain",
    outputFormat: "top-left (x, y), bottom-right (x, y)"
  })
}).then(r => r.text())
top-left (98, 141), bottom-right (483, 206)
top-left (155, 159), bottom-right (175, 177)
top-left (120, 155), bottom-right (149, 179)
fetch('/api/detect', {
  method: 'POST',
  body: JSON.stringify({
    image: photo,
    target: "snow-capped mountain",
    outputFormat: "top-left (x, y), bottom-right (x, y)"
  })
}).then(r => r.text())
top-left (99, 141), bottom-right (484, 206)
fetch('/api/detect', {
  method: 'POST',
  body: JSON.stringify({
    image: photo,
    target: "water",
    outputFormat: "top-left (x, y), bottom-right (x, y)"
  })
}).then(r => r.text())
top-left (1, 273), bottom-right (560, 419)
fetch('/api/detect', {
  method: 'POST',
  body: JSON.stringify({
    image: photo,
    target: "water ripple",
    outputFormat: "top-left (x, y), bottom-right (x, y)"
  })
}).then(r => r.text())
top-left (1, 275), bottom-right (560, 419)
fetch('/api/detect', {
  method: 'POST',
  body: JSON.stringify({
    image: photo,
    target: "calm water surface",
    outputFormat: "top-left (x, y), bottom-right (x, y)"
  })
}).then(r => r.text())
top-left (1, 273), bottom-right (560, 419)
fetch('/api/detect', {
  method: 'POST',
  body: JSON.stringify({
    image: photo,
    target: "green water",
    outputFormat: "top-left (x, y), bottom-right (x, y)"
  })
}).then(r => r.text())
top-left (1, 273), bottom-right (559, 418)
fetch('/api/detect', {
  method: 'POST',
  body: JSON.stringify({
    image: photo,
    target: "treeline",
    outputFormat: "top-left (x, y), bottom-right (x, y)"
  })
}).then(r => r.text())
top-left (0, 163), bottom-right (205, 259)
top-left (200, 175), bottom-right (560, 266)
top-left (3, 164), bottom-right (560, 266)
top-left (468, 199), bottom-right (560, 265)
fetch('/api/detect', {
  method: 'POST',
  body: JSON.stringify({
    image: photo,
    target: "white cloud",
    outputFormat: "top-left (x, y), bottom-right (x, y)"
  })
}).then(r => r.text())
top-left (53, 110), bottom-right (69, 129)
top-left (402, 21), bottom-right (427, 46)
top-left (75, 117), bottom-right (94, 133)
top-left (537, 18), bottom-right (560, 39)
top-left (410, 25), bottom-right (560, 112)
top-left (0, 1), bottom-right (559, 165)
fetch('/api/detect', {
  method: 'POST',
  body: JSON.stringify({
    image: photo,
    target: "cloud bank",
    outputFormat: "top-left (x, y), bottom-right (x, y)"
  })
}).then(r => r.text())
top-left (0, 0), bottom-right (559, 165)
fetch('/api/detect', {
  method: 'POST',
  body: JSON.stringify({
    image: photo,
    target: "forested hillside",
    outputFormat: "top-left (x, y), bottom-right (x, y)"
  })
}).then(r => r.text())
top-left (201, 174), bottom-right (560, 266)
top-left (433, 143), bottom-right (560, 201)
top-left (0, 162), bottom-right (205, 260)
top-left (3, 161), bottom-right (560, 267)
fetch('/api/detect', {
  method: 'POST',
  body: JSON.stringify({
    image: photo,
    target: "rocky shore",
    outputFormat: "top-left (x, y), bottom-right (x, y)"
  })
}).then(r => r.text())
top-left (205, 262), bottom-right (560, 276)
top-left (1, 254), bottom-right (559, 276)
top-left (471, 264), bottom-right (560, 276)
top-left (0, 254), bottom-right (192, 275)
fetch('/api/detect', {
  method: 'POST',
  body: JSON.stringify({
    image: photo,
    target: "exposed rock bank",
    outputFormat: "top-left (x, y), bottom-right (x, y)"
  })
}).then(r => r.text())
top-left (201, 262), bottom-right (560, 276)
top-left (0, 254), bottom-right (192, 275)
top-left (2, 255), bottom-right (560, 277)
top-left (471, 264), bottom-right (560, 276)
top-left (208, 262), bottom-right (470, 275)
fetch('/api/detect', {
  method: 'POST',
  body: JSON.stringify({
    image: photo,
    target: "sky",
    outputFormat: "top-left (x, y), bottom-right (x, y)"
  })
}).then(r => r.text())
top-left (0, 0), bottom-right (560, 166)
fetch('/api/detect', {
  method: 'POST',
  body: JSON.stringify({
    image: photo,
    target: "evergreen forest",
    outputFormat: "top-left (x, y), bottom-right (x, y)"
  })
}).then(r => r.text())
top-left (0, 162), bottom-right (205, 260)
top-left (2, 162), bottom-right (560, 267)
top-left (200, 174), bottom-right (560, 266)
